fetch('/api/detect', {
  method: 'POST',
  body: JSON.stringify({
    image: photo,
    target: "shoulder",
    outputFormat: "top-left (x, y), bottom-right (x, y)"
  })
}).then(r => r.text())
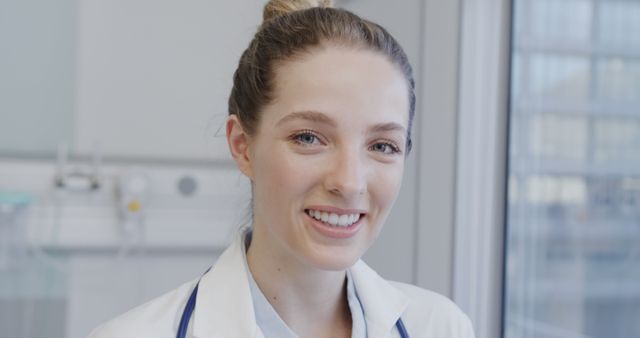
top-left (390, 281), bottom-right (476, 338)
top-left (87, 279), bottom-right (197, 338)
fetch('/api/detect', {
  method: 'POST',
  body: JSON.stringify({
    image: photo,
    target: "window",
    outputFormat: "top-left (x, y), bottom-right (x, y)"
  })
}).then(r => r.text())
top-left (504, 0), bottom-right (640, 337)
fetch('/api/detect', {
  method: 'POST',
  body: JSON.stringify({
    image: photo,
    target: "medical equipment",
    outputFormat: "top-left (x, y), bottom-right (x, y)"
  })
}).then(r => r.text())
top-left (176, 275), bottom-right (411, 338)
top-left (54, 143), bottom-right (101, 192)
top-left (115, 171), bottom-right (151, 257)
top-left (0, 191), bottom-right (31, 270)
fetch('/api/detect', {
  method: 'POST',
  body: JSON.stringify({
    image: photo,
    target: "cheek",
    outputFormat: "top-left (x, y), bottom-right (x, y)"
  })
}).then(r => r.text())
top-left (371, 164), bottom-right (405, 211)
top-left (252, 147), bottom-right (314, 211)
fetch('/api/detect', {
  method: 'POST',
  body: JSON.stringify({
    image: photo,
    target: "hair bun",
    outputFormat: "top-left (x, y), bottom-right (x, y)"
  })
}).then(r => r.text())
top-left (263, 0), bottom-right (333, 22)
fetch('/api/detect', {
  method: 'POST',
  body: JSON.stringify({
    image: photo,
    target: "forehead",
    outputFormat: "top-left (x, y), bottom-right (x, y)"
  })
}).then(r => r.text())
top-left (262, 46), bottom-right (410, 128)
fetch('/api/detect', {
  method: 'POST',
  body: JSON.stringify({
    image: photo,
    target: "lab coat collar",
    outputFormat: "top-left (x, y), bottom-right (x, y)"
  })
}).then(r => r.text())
top-left (192, 232), bottom-right (409, 338)
top-left (350, 260), bottom-right (410, 338)
top-left (192, 232), bottom-right (263, 338)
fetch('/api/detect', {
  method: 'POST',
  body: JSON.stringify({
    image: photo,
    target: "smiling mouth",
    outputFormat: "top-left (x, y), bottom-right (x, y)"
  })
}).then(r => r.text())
top-left (304, 209), bottom-right (364, 227)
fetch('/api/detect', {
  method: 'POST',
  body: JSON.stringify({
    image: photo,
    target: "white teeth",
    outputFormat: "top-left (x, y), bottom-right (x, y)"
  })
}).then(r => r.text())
top-left (306, 209), bottom-right (361, 227)
top-left (338, 215), bottom-right (349, 226)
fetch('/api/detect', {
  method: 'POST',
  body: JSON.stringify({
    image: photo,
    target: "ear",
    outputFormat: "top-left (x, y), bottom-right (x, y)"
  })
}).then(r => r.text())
top-left (226, 115), bottom-right (254, 179)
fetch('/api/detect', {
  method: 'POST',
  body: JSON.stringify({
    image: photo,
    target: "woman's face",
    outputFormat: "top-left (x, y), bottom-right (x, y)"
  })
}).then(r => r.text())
top-left (238, 46), bottom-right (409, 271)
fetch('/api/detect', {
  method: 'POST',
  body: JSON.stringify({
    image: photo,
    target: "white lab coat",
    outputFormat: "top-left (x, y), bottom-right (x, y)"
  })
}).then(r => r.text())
top-left (88, 233), bottom-right (475, 338)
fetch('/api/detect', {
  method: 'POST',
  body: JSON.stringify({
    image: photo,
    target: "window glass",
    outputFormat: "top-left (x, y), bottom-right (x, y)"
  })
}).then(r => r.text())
top-left (528, 54), bottom-right (591, 101)
top-left (528, 0), bottom-right (593, 42)
top-left (596, 59), bottom-right (640, 103)
top-left (528, 114), bottom-right (588, 161)
top-left (594, 118), bottom-right (640, 164)
top-left (504, 1), bottom-right (640, 338)
top-left (597, 1), bottom-right (640, 46)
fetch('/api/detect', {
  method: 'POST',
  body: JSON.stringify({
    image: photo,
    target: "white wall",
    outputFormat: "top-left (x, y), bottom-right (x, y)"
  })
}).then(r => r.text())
top-left (74, 0), bottom-right (266, 162)
top-left (0, 0), bottom-right (77, 156)
top-left (414, 0), bottom-right (462, 296)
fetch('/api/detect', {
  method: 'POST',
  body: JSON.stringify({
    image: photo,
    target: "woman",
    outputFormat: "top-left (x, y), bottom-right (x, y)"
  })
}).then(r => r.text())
top-left (89, 1), bottom-right (474, 337)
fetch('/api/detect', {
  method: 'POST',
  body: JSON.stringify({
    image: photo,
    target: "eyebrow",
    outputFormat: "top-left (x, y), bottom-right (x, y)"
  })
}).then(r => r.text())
top-left (276, 111), bottom-right (337, 128)
top-left (370, 122), bottom-right (406, 134)
top-left (276, 110), bottom-right (406, 134)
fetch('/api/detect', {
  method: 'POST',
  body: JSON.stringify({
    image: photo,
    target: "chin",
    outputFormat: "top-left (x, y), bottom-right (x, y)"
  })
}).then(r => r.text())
top-left (303, 244), bottom-right (365, 271)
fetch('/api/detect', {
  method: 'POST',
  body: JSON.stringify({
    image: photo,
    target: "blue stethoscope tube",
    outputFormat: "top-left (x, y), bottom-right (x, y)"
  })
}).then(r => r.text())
top-left (177, 280), bottom-right (410, 338)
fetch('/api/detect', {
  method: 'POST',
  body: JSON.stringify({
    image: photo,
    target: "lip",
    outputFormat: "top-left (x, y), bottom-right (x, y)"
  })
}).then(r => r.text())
top-left (304, 208), bottom-right (365, 239)
top-left (305, 205), bottom-right (367, 215)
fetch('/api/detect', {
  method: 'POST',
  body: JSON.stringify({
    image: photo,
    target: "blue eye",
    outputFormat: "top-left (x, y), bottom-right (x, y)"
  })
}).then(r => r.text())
top-left (370, 142), bottom-right (401, 155)
top-left (291, 130), bottom-right (322, 146)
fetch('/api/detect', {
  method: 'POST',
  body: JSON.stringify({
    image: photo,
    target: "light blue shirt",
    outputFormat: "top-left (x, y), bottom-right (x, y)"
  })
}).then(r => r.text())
top-left (242, 231), bottom-right (367, 338)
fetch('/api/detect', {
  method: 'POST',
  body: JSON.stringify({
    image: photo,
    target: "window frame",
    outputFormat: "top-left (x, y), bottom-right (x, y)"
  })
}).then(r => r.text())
top-left (452, 0), bottom-right (513, 338)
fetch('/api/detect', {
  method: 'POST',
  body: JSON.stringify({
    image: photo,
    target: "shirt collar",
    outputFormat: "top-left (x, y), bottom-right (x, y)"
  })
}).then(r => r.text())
top-left (349, 260), bottom-right (410, 338)
top-left (244, 254), bottom-right (368, 338)
top-left (244, 232), bottom-right (299, 338)
top-left (191, 231), bottom-right (409, 338)
top-left (192, 231), bottom-right (261, 338)
top-left (347, 269), bottom-right (368, 338)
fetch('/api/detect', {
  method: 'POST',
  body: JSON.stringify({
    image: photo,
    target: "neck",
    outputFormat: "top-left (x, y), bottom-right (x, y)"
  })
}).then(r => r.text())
top-left (246, 227), bottom-right (352, 337)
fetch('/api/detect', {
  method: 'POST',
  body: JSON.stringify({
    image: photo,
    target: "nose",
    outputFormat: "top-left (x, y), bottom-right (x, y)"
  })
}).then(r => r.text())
top-left (323, 146), bottom-right (367, 199)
